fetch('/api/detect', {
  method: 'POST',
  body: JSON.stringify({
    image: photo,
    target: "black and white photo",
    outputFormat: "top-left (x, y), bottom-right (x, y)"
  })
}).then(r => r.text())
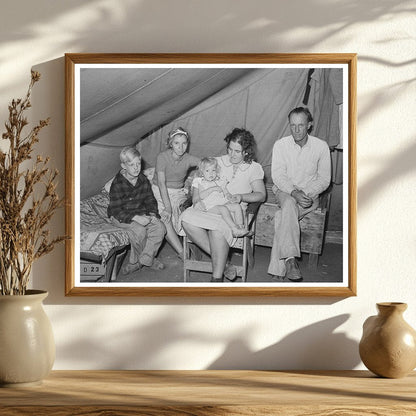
top-left (65, 53), bottom-right (356, 296)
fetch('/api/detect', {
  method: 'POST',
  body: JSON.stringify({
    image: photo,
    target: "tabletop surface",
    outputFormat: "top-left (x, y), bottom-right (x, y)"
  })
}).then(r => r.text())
top-left (1, 370), bottom-right (415, 415)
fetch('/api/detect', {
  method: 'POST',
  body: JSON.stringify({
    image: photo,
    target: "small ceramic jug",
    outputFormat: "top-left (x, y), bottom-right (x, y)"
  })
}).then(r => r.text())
top-left (359, 302), bottom-right (416, 378)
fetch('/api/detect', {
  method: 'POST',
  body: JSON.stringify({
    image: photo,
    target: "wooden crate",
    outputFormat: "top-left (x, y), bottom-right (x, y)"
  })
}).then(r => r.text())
top-left (255, 202), bottom-right (327, 258)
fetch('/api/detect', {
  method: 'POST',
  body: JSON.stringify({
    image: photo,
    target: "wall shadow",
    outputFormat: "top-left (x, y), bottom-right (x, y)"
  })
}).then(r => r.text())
top-left (53, 310), bottom-right (359, 370)
top-left (0, 1), bottom-right (414, 95)
top-left (359, 139), bottom-right (416, 209)
top-left (54, 310), bottom-right (211, 369)
top-left (0, 1), bottom-right (413, 54)
top-left (207, 314), bottom-right (360, 370)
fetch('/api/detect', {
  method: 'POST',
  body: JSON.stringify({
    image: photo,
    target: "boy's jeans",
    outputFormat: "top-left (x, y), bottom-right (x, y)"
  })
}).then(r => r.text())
top-left (112, 216), bottom-right (166, 266)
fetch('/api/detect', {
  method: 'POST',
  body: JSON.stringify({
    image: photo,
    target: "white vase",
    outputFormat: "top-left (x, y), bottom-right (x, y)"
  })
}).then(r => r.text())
top-left (0, 290), bottom-right (55, 387)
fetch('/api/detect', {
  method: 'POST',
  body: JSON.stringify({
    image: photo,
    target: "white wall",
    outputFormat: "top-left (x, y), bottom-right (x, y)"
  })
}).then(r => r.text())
top-left (1, 0), bottom-right (415, 370)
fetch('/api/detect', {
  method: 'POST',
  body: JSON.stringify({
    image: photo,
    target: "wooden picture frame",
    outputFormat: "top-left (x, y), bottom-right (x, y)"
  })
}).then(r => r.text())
top-left (65, 53), bottom-right (356, 296)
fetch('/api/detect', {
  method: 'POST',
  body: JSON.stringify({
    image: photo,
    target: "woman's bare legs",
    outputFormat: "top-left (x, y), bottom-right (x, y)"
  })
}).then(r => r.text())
top-left (208, 230), bottom-right (229, 280)
top-left (208, 205), bottom-right (247, 237)
top-left (182, 221), bottom-right (211, 254)
top-left (182, 223), bottom-right (229, 281)
top-left (165, 221), bottom-right (183, 256)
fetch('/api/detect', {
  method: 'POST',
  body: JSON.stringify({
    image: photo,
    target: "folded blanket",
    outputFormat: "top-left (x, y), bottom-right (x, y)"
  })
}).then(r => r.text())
top-left (80, 191), bottom-right (129, 261)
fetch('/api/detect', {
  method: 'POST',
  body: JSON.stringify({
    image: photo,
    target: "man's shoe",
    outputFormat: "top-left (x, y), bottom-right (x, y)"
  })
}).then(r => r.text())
top-left (210, 276), bottom-right (224, 283)
top-left (285, 258), bottom-right (302, 282)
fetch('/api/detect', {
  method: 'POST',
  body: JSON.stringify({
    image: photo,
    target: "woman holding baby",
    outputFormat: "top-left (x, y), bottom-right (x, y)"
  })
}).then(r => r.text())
top-left (181, 128), bottom-right (266, 282)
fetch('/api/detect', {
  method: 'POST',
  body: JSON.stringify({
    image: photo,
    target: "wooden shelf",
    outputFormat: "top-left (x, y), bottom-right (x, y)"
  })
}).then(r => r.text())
top-left (1, 370), bottom-right (415, 415)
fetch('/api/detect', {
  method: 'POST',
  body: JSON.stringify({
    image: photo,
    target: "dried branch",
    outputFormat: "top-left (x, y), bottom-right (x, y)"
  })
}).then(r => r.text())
top-left (0, 71), bottom-right (66, 295)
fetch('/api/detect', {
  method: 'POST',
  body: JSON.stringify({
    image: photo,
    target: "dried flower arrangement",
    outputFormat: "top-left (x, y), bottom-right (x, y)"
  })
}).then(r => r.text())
top-left (0, 71), bottom-right (65, 295)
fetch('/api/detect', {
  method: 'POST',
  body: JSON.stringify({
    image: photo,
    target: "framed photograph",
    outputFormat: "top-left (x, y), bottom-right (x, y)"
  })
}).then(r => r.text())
top-left (65, 53), bottom-right (356, 296)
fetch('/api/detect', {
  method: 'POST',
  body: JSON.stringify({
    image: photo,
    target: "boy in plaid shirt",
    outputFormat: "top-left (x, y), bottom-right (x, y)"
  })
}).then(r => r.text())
top-left (108, 147), bottom-right (166, 274)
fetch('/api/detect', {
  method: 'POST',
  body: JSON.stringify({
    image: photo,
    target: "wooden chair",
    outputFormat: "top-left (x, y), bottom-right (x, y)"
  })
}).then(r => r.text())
top-left (255, 186), bottom-right (331, 270)
top-left (182, 202), bottom-right (261, 282)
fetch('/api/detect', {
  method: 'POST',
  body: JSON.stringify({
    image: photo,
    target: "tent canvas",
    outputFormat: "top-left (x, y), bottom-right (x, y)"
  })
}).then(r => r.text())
top-left (79, 66), bottom-right (344, 205)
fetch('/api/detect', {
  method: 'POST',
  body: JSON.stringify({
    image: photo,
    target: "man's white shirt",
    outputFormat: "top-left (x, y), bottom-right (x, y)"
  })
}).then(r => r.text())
top-left (271, 135), bottom-right (331, 200)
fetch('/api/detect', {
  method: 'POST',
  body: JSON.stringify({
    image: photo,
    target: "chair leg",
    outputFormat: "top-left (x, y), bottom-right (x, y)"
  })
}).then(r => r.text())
top-left (241, 237), bottom-right (248, 282)
top-left (104, 248), bottom-right (123, 282)
top-left (111, 249), bottom-right (128, 281)
top-left (308, 253), bottom-right (319, 271)
top-left (247, 237), bottom-right (254, 268)
top-left (183, 237), bottom-right (189, 282)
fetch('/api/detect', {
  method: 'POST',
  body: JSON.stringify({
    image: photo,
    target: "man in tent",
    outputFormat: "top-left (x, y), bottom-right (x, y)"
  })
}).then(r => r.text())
top-left (268, 107), bottom-right (331, 282)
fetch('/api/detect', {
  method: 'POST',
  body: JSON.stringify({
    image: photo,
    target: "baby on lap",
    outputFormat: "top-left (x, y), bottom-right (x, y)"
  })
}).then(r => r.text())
top-left (192, 157), bottom-right (250, 237)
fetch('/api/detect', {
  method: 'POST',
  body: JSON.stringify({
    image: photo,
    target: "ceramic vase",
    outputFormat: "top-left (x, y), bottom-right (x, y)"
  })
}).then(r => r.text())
top-left (359, 302), bottom-right (416, 378)
top-left (0, 290), bottom-right (55, 387)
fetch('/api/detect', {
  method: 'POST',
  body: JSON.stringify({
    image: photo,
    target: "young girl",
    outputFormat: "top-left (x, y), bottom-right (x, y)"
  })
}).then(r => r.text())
top-left (152, 127), bottom-right (200, 257)
top-left (192, 157), bottom-right (249, 238)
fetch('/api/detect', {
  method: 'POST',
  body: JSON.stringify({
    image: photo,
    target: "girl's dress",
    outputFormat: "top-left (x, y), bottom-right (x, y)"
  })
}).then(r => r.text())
top-left (180, 155), bottom-right (264, 244)
top-left (192, 177), bottom-right (229, 210)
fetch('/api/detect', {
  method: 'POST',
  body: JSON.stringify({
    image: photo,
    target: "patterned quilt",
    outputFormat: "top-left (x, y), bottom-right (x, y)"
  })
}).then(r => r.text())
top-left (80, 191), bottom-right (130, 262)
